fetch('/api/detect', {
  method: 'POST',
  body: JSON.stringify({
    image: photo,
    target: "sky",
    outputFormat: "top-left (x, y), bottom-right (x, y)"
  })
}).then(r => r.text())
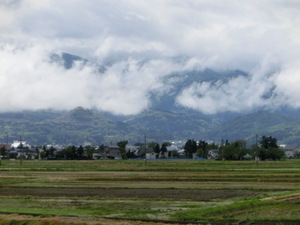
top-left (0, 0), bottom-right (300, 115)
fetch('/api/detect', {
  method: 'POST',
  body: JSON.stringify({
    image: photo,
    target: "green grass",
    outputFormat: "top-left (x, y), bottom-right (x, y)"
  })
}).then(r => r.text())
top-left (172, 198), bottom-right (271, 221)
top-left (1, 159), bottom-right (300, 171)
top-left (172, 190), bottom-right (300, 222)
top-left (0, 196), bottom-right (181, 219)
top-left (1, 159), bottom-right (300, 224)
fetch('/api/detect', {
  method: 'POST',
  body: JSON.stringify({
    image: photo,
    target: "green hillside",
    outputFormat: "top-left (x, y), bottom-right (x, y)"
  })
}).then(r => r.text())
top-left (207, 111), bottom-right (300, 145)
top-left (1, 108), bottom-right (300, 146)
top-left (125, 109), bottom-right (218, 139)
top-left (0, 107), bottom-right (187, 145)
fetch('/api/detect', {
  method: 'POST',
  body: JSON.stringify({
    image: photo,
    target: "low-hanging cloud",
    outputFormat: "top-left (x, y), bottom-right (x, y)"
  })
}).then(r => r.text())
top-left (0, 0), bottom-right (300, 115)
top-left (176, 74), bottom-right (276, 114)
top-left (0, 45), bottom-right (181, 114)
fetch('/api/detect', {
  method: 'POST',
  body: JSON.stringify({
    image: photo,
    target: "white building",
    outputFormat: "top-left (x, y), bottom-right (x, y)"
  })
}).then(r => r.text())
top-left (146, 152), bottom-right (156, 160)
top-left (11, 141), bottom-right (31, 149)
top-left (207, 149), bottom-right (219, 159)
top-left (281, 146), bottom-right (300, 159)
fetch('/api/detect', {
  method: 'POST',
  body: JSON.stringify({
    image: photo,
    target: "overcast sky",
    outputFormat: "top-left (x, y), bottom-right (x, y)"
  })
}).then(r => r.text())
top-left (1, 0), bottom-right (300, 115)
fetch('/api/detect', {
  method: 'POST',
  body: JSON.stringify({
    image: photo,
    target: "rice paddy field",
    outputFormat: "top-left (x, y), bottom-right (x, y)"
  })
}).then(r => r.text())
top-left (0, 159), bottom-right (300, 225)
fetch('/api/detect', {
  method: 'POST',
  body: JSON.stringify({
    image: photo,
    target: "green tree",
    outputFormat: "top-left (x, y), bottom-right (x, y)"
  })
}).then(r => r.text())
top-left (154, 143), bottom-right (160, 154)
top-left (77, 145), bottom-right (84, 159)
top-left (259, 136), bottom-right (278, 149)
top-left (267, 148), bottom-right (285, 160)
top-left (148, 142), bottom-right (160, 154)
top-left (162, 142), bottom-right (171, 147)
top-left (159, 142), bottom-right (171, 156)
top-left (184, 139), bottom-right (197, 158)
top-left (146, 142), bottom-right (160, 159)
top-left (0, 146), bottom-right (7, 158)
top-left (48, 146), bottom-right (56, 159)
top-left (197, 140), bottom-right (208, 158)
top-left (117, 140), bottom-right (128, 159)
top-left (222, 140), bottom-right (248, 160)
top-left (71, 145), bottom-right (77, 159)
top-left (85, 146), bottom-right (95, 159)
top-left (294, 151), bottom-right (300, 159)
top-left (207, 142), bottom-right (219, 150)
top-left (42, 145), bottom-right (49, 158)
top-left (62, 145), bottom-right (77, 160)
top-left (257, 148), bottom-right (268, 161)
top-left (160, 143), bottom-right (168, 158)
top-left (258, 136), bottom-right (284, 160)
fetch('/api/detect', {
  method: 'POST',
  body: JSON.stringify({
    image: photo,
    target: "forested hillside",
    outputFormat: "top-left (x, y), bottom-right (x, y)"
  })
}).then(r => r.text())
top-left (1, 107), bottom-right (300, 146)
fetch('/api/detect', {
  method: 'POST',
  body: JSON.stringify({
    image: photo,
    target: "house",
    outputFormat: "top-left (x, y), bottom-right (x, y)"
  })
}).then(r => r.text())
top-left (146, 152), bottom-right (156, 160)
top-left (6, 141), bottom-right (37, 159)
top-left (126, 145), bottom-right (140, 155)
top-left (17, 148), bottom-right (39, 160)
top-left (243, 153), bottom-right (253, 160)
top-left (135, 146), bottom-right (154, 158)
top-left (11, 141), bottom-right (31, 149)
top-left (177, 149), bottom-right (185, 156)
top-left (93, 145), bottom-right (121, 159)
top-left (207, 149), bottom-right (219, 159)
top-left (281, 146), bottom-right (300, 159)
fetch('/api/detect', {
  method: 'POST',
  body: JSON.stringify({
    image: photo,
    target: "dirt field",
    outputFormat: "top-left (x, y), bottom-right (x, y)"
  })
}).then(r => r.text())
top-left (0, 214), bottom-right (198, 225)
top-left (1, 212), bottom-right (300, 225)
top-left (0, 187), bottom-right (262, 200)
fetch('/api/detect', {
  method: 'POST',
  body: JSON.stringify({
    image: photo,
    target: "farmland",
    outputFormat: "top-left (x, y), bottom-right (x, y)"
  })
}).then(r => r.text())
top-left (0, 159), bottom-right (300, 224)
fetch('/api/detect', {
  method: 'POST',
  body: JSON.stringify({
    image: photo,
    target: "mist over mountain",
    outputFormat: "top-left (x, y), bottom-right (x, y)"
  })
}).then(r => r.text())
top-left (50, 52), bottom-right (263, 115)
top-left (1, 52), bottom-right (300, 146)
top-left (1, 1), bottom-right (300, 146)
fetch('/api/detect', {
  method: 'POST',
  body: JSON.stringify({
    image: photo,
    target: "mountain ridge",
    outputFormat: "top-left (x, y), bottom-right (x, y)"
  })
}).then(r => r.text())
top-left (1, 108), bottom-right (300, 146)
top-left (1, 52), bottom-right (300, 146)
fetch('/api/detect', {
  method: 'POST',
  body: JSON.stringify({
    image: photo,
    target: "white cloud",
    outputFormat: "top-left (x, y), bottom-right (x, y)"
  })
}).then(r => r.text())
top-left (0, 0), bottom-right (300, 114)
top-left (0, 45), bottom-right (181, 114)
top-left (273, 62), bottom-right (300, 109)
top-left (176, 74), bottom-right (276, 114)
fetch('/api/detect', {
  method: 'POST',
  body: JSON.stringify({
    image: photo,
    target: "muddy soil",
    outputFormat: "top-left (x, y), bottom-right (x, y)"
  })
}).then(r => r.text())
top-left (0, 187), bottom-right (262, 200)
top-left (0, 214), bottom-right (299, 225)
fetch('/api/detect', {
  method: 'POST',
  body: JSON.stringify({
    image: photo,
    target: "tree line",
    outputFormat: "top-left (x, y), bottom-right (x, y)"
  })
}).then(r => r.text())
top-left (184, 136), bottom-right (285, 160)
top-left (0, 135), bottom-right (288, 161)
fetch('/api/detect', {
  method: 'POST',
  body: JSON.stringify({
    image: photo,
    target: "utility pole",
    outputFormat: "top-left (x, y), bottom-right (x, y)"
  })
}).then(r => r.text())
top-left (221, 139), bottom-right (224, 160)
top-left (144, 134), bottom-right (147, 165)
top-left (19, 135), bottom-right (23, 165)
top-left (255, 134), bottom-right (259, 165)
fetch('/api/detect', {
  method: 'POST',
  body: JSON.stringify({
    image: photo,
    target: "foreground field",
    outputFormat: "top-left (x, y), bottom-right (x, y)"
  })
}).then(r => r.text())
top-left (0, 159), bottom-right (300, 224)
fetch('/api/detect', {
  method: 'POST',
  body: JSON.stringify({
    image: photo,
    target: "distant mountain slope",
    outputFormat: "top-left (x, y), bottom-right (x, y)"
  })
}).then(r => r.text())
top-left (0, 108), bottom-right (180, 145)
top-left (207, 111), bottom-right (300, 145)
top-left (125, 109), bottom-right (219, 140)
top-left (50, 52), bottom-right (107, 72)
top-left (1, 108), bottom-right (300, 146)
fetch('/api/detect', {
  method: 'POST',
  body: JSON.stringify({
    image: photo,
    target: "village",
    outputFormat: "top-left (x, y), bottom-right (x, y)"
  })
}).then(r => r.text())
top-left (0, 140), bottom-right (184, 160)
top-left (0, 139), bottom-right (299, 161)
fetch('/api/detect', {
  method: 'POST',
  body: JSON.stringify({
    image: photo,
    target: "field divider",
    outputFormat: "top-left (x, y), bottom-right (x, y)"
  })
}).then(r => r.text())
top-left (0, 211), bottom-right (228, 225)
